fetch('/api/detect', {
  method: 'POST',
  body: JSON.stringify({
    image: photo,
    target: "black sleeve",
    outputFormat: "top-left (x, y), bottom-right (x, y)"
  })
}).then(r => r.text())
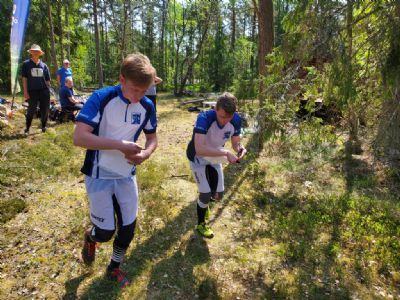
top-left (44, 64), bottom-right (51, 81)
top-left (21, 62), bottom-right (28, 78)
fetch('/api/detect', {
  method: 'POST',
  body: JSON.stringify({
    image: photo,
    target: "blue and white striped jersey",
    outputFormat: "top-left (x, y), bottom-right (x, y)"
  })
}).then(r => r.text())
top-left (76, 85), bottom-right (157, 179)
top-left (186, 109), bottom-right (241, 163)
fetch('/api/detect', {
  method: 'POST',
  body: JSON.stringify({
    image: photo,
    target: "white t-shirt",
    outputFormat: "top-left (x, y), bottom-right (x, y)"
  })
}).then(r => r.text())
top-left (76, 85), bottom-right (157, 179)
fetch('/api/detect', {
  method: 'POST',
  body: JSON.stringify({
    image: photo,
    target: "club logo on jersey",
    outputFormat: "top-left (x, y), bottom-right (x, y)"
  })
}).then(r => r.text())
top-left (224, 131), bottom-right (231, 139)
top-left (131, 113), bottom-right (141, 124)
top-left (31, 68), bottom-right (44, 77)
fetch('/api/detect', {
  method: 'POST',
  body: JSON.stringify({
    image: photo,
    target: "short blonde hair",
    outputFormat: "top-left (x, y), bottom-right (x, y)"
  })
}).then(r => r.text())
top-left (120, 53), bottom-right (155, 87)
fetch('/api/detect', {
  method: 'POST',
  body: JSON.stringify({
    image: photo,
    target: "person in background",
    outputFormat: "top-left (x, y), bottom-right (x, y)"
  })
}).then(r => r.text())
top-left (57, 59), bottom-right (72, 88)
top-left (145, 76), bottom-right (162, 111)
top-left (22, 44), bottom-right (51, 134)
top-left (59, 77), bottom-right (83, 112)
top-left (73, 53), bottom-right (158, 288)
top-left (186, 92), bottom-right (247, 238)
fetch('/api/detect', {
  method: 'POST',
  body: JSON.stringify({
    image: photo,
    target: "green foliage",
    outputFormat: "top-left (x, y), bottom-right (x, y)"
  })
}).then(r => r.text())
top-left (231, 37), bottom-right (258, 98)
top-left (0, 0), bottom-right (12, 92)
top-left (382, 7), bottom-right (400, 89)
top-left (71, 43), bottom-right (91, 88)
top-left (232, 78), bottom-right (257, 100)
top-left (342, 196), bottom-right (400, 270)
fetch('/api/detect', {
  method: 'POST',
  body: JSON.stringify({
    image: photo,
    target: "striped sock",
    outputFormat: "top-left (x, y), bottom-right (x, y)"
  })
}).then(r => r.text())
top-left (108, 245), bottom-right (126, 270)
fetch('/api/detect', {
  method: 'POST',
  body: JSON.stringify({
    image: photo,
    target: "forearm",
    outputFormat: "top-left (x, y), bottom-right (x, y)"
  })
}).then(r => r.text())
top-left (73, 129), bottom-right (124, 151)
top-left (195, 144), bottom-right (229, 157)
top-left (69, 96), bottom-right (79, 104)
top-left (232, 138), bottom-right (244, 153)
top-left (142, 134), bottom-right (157, 158)
top-left (22, 78), bottom-right (28, 94)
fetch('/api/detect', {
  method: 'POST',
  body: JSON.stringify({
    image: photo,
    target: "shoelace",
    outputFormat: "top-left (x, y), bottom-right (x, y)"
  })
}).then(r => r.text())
top-left (200, 223), bottom-right (210, 229)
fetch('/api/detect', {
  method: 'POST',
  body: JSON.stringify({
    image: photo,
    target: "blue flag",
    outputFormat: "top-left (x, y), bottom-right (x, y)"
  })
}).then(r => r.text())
top-left (10, 0), bottom-right (31, 95)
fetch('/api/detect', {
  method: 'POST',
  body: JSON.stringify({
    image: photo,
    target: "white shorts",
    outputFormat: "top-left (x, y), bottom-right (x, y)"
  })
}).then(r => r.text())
top-left (189, 161), bottom-right (224, 194)
top-left (85, 175), bottom-right (139, 230)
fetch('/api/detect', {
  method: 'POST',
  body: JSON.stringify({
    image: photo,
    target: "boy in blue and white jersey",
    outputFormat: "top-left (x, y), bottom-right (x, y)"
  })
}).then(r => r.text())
top-left (73, 53), bottom-right (157, 288)
top-left (186, 92), bottom-right (247, 238)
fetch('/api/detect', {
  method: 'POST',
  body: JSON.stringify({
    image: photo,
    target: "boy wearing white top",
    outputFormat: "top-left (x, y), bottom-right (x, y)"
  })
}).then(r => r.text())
top-left (186, 92), bottom-right (246, 238)
top-left (144, 76), bottom-right (162, 111)
top-left (73, 53), bottom-right (157, 288)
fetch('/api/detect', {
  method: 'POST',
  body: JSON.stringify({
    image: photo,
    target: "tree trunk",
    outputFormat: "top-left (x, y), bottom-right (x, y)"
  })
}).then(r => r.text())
top-left (346, 0), bottom-right (359, 146)
top-left (65, 1), bottom-right (70, 59)
top-left (160, 0), bottom-right (169, 82)
top-left (254, 0), bottom-right (274, 101)
top-left (121, 0), bottom-right (130, 60)
top-left (177, 21), bottom-right (210, 96)
top-left (103, 0), bottom-right (109, 63)
top-left (46, 0), bottom-right (58, 83)
top-left (250, 10), bottom-right (256, 74)
top-left (176, 2), bottom-right (212, 96)
top-left (374, 1), bottom-right (400, 158)
top-left (57, 0), bottom-right (64, 62)
top-left (173, 2), bottom-right (184, 95)
top-left (93, 0), bottom-right (103, 87)
top-left (100, 0), bottom-right (105, 62)
top-left (253, 0), bottom-right (274, 151)
top-left (230, 0), bottom-right (236, 51)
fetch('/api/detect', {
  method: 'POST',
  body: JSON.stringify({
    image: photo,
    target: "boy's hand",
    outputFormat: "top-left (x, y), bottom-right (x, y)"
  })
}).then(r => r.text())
top-left (237, 147), bottom-right (247, 161)
top-left (119, 141), bottom-right (142, 158)
top-left (226, 151), bottom-right (239, 164)
top-left (125, 150), bottom-right (149, 165)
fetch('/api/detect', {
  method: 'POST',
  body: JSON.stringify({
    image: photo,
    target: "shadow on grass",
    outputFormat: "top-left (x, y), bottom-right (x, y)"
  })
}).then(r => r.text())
top-left (235, 187), bottom-right (353, 298)
top-left (72, 131), bottom-right (360, 299)
top-left (212, 132), bottom-right (354, 298)
top-left (72, 133), bottom-right (262, 299)
top-left (145, 235), bottom-right (218, 299)
top-left (76, 201), bottom-right (203, 299)
top-left (209, 131), bottom-right (263, 224)
top-left (343, 141), bottom-right (377, 194)
top-left (214, 133), bottom-right (398, 298)
top-left (62, 273), bottom-right (90, 300)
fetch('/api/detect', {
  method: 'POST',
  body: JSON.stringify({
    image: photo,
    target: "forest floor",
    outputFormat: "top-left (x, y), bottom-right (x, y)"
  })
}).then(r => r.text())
top-left (0, 94), bottom-right (399, 299)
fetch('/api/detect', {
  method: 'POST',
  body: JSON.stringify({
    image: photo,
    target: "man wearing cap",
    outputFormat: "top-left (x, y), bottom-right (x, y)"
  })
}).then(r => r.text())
top-left (22, 44), bottom-right (51, 134)
top-left (57, 59), bottom-right (73, 88)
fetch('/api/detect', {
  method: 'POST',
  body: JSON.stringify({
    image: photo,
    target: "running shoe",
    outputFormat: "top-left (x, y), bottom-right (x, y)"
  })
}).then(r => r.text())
top-left (107, 267), bottom-right (130, 288)
top-left (82, 230), bottom-right (96, 265)
top-left (196, 223), bottom-right (214, 238)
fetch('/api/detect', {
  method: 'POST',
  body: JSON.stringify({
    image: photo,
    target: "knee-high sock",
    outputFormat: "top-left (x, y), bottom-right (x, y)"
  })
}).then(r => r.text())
top-left (197, 200), bottom-right (208, 225)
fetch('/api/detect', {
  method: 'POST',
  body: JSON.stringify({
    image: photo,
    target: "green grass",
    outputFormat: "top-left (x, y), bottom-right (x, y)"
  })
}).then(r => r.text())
top-left (223, 119), bottom-right (400, 299)
top-left (0, 101), bottom-right (399, 299)
top-left (0, 198), bottom-right (26, 223)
